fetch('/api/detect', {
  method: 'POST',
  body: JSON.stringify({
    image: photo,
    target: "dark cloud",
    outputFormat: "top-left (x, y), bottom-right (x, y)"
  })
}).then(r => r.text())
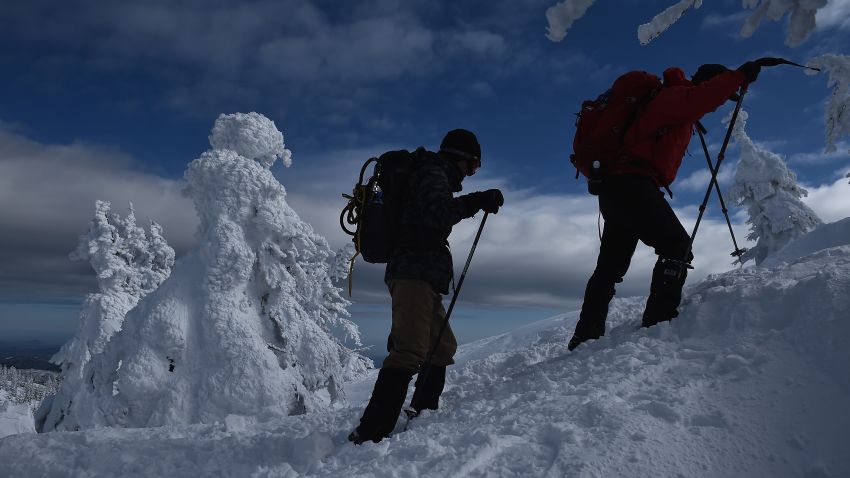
top-left (0, 0), bottom-right (595, 145)
top-left (0, 127), bottom-right (197, 299)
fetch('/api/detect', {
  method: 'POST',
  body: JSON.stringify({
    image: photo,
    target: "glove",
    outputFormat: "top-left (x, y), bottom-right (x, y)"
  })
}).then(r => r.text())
top-left (462, 189), bottom-right (504, 215)
top-left (737, 61), bottom-right (761, 84)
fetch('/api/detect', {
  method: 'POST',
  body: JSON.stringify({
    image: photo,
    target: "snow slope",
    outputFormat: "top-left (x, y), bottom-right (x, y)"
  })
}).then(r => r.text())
top-left (1, 221), bottom-right (849, 477)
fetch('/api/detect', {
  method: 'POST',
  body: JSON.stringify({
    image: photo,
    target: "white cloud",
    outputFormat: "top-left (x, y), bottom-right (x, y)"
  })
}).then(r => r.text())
top-left (0, 127), bottom-right (197, 298)
top-left (816, 0), bottom-right (850, 30)
top-left (676, 165), bottom-right (735, 193)
top-left (3, 128), bottom-right (843, 321)
top-left (256, 16), bottom-right (436, 82)
top-left (449, 30), bottom-right (506, 57)
top-left (0, 1), bottom-right (511, 116)
top-left (802, 170), bottom-right (850, 223)
top-left (701, 11), bottom-right (750, 30)
top-left (789, 141), bottom-right (850, 164)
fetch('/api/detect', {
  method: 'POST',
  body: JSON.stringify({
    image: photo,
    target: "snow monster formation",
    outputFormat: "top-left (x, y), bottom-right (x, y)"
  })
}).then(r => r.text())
top-left (42, 113), bottom-right (368, 431)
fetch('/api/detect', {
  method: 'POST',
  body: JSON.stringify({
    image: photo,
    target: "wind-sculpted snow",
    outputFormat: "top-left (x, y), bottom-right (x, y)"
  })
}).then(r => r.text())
top-left (37, 113), bottom-right (367, 432)
top-left (208, 112), bottom-right (292, 168)
top-left (3, 222), bottom-right (849, 476)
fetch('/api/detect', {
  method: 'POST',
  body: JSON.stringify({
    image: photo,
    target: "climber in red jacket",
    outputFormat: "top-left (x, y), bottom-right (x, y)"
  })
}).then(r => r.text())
top-left (568, 61), bottom-right (761, 351)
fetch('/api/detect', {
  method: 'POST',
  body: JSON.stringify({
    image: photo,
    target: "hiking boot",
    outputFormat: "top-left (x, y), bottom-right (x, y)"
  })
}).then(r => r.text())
top-left (568, 333), bottom-right (593, 351)
top-left (642, 257), bottom-right (688, 328)
top-left (347, 429), bottom-right (367, 445)
top-left (641, 305), bottom-right (679, 328)
top-left (349, 367), bottom-right (413, 444)
top-left (409, 364), bottom-right (446, 413)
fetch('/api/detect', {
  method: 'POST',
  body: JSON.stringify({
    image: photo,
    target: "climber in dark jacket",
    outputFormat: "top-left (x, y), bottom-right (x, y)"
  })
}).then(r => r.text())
top-left (568, 61), bottom-right (761, 351)
top-left (349, 129), bottom-right (504, 444)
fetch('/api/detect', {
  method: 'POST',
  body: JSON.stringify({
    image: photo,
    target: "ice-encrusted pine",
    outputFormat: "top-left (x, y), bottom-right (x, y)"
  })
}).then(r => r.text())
top-left (727, 109), bottom-right (823, 266)
top-left (51, 201), bottom-right (174, 376)
top-left (41, 201), bottom-right (175, 430)
top-left (42, 112), bottom-right (367, 431)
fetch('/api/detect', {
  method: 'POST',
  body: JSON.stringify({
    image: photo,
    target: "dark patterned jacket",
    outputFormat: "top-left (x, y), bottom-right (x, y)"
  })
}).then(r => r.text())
top-left (384, 149), bottom-right (475, 294)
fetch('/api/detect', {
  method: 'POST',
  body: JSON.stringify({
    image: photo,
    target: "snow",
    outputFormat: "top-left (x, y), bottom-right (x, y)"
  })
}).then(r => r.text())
top-left (728, 109), bottom-right (823, 265)
top-left (208, 112), bottom-right (292, 168)
top-left (547, 1), bottom-right (831, 47)
top-left (50, 201), bottom-right (174, 379)
top-left (544, 0), bottom-right (597, 42)
top-left (2, 217), bottom-right (849, 476)
top-left (0, 402), bottom-right (34, 439)
top-left (637, 0), bottom-right (703, 46)
top-left (762, 217), bottom-right (850, 266)
top-left (806, 54), bottom-right (850, 154)
top-left (741, 0), bottom-right (828, 47)
top-left (39, 113), bottom-right (367, 432)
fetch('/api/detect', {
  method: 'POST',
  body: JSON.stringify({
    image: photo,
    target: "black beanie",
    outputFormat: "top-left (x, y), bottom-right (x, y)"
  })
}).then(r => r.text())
top-left (439, 129), bottom-right (481, 162)
top-left (691, 64), bottom-right (729, 85)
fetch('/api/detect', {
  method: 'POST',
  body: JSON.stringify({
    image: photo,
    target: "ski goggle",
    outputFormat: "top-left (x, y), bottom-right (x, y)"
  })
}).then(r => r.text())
top-left (440, 148), bottom-right (481, 175)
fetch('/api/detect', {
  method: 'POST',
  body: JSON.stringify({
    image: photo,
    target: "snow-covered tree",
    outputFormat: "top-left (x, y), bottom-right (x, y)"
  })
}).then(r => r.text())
top-left (39, 202), bottom-right (174, 431)
top-left (329, 243), bottom-right (356, 284)
top-left (1, 366), bottom-right (62, 410)
top-left (545, 0), bottom-right (830, 47)
top-left (41, 112), bottom-right (368, 432)
top-left (51, 201), bottom-right (175, 377)
top-left (806, 54), bottom-right (850, 154)
top-left (727, 110), bottom-right (823, 265)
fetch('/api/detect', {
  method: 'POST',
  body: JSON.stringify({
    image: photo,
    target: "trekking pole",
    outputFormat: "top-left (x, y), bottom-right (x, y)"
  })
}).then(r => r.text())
top-left (685, 84), bottom-right (748, 264)
top-left (403, 212), bottom-right (489, 430)
top-left (695, 121), bottom-right (747, 259)
top-left (754, 57), bottom-right (820, 72)
top-left (683, 57), bottom-right (817, 265)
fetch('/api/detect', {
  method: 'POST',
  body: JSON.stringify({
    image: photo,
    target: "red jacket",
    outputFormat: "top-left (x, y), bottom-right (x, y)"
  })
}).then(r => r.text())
top-left (618, 67), bottom-right (746, 187)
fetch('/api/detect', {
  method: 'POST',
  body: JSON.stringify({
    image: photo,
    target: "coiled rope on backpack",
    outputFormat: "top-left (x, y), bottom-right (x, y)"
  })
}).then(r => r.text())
top-left (340, 158), bottom-right (378, 296)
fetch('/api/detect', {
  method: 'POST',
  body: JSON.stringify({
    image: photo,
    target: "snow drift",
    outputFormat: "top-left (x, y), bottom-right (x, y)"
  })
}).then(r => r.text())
top-left (2, 217), bottom-right (848, 476)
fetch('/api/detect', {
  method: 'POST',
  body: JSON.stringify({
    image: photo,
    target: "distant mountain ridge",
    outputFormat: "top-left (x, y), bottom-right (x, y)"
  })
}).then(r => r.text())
top-left (0, 341), bottom-right (61, 372)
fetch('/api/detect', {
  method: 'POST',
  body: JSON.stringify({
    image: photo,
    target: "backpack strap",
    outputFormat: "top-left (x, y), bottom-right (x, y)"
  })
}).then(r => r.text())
top-left (617, 88), bottom-right (659, 154)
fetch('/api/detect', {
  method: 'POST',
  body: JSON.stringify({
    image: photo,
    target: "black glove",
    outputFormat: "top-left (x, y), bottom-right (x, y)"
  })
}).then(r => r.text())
top-left (737, 61), bottom-right (761, 84)
top-left (462, 189), bottom-right (504, 215)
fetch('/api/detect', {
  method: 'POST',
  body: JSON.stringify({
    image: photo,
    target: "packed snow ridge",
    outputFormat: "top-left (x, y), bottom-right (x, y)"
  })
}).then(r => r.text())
top-left (2, 216), bottom-right (849, 476)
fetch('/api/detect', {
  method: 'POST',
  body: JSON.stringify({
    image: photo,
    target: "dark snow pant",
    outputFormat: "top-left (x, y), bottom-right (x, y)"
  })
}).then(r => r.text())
top-left (382, 279), bottom-right (457, 372)
top-left (354, 279), bottom-right (456, 442)
top-left (573, 174), bottom-right (692, 340)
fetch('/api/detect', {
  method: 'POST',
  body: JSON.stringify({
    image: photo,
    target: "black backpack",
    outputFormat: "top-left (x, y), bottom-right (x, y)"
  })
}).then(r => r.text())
top-left (341, 148), bottom-right (426, 283)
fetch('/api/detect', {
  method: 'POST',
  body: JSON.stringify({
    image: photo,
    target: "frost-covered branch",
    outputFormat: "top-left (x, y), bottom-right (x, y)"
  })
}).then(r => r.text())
top-left (546, 0), bottom-right (831, 46)
top-left (638, 0), bottom-right (703, 46)
top-left (741, 0), bottom-right (827, 47)
top-left (545, 0), bottom-right (597, 42)
top-left (806, 54), bottom-right (850, 154)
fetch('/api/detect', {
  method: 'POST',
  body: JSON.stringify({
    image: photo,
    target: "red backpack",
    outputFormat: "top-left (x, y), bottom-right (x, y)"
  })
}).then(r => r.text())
top-left (570, 71), bottom-right (661, 191)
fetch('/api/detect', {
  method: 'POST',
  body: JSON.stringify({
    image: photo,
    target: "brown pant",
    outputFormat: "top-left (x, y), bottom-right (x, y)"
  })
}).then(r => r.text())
top-left (382, 279), bottom-right (457, 373)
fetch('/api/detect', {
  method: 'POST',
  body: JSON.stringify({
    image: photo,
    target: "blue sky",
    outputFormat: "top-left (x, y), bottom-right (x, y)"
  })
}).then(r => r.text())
top-left (1, 0), bottom-right (849, 354)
